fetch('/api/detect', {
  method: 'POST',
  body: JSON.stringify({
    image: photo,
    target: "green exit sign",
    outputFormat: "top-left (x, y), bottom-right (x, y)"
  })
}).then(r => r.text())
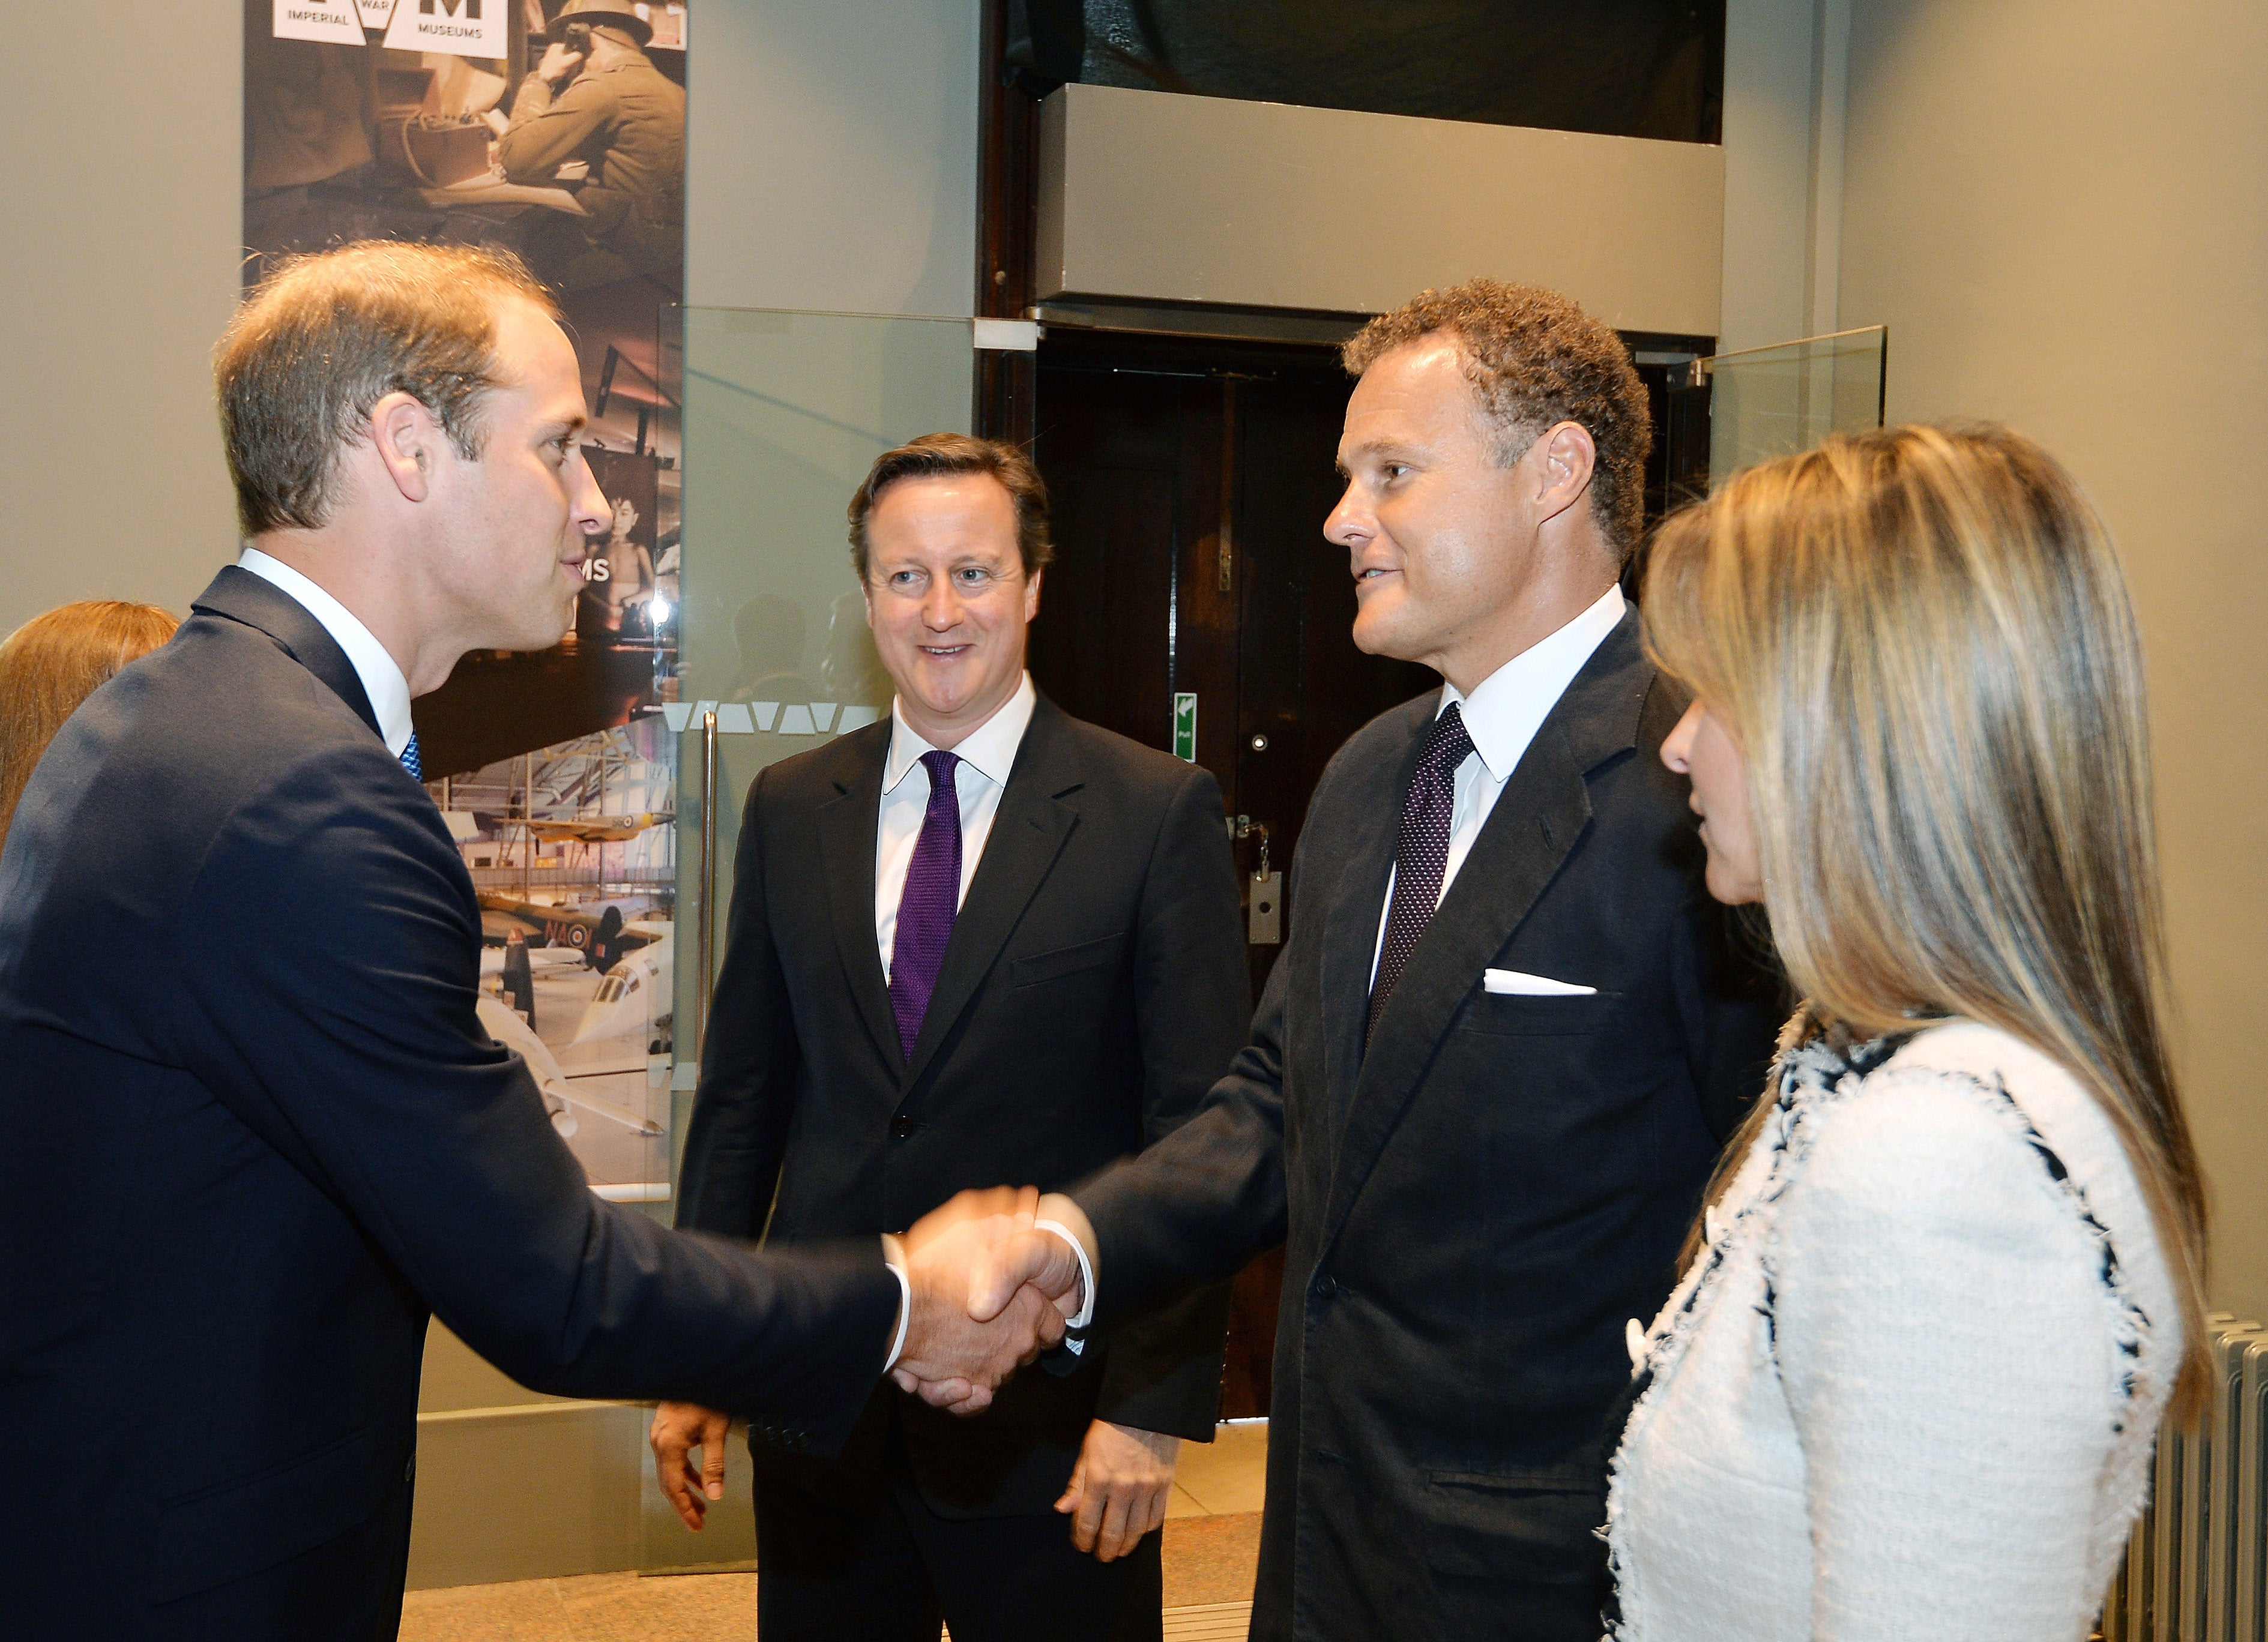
top-left (1172, 692), bottom-right (1197, 762)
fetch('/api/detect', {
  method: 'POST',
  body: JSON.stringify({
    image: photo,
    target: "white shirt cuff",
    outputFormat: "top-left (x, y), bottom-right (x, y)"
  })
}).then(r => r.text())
top-left (881, 1245), bottom-right (912, 1371)
top-left (1034, 1218), bottom-right (1095, 1354)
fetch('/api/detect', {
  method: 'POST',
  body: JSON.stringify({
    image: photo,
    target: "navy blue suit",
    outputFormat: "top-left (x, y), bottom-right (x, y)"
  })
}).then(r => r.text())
top-left (1073, 612), bottom-right (1782, 1641)
top-left (0, 568), bottom-right (898, 1640)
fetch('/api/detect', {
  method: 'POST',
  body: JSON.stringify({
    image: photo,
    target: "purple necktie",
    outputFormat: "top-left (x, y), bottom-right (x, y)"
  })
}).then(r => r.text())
top-left (1368, 702), bottom-right (1475, 1042)
top-left (888, 750), bottom-right (963, 1061)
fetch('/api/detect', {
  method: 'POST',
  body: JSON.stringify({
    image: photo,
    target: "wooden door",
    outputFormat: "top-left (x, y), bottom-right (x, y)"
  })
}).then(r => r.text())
top-left (1025, 328), bottom-right (1434, 1417)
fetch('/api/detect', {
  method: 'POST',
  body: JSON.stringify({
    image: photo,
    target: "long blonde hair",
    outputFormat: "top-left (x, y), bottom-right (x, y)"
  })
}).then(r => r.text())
top-left (0, 601), bottom-right (179, 841)
top-left (1644, 424), bottom-right (2211, 1421)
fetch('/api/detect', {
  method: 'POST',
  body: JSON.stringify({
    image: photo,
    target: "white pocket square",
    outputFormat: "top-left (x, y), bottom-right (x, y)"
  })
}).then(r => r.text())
top-left (1483, 968), bottom-right (1597, 996)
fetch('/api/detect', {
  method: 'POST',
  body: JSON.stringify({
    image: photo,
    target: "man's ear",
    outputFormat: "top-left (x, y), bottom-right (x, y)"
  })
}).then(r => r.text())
top-left (1023, 565), bottom-right (1043, 622)
top-left (369, 391), bottom-right (438, 505)
top-left (1531, 421), bottom-right (1598, 525)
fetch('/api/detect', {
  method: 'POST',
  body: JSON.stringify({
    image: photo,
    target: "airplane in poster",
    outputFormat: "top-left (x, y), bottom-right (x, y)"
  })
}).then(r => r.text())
top-left (519, 812), bottom-right (674, 844)
top-left (476, 894), bottom-right (662, 970)
top-left (573, 933), bottom-right (673, 1053)
top-left (472, 994), bottom-right (660, 1140)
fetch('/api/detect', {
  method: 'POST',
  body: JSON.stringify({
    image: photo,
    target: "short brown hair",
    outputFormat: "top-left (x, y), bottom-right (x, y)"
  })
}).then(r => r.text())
top-left (216, 242), bottom-right (557, 537)
top-left (0, 601), bottom-right (179, 839)
top-left (1344, 280), bottom-right (1652, 560)
top-left (846, 434), bottom-right (1054, 582)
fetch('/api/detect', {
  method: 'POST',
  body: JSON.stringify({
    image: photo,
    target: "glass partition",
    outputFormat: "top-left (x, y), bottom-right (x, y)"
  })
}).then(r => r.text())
top-left (641, 305), bottom-right (973, 1569)
top-left (1706, 325), bottom-right (1887, 486)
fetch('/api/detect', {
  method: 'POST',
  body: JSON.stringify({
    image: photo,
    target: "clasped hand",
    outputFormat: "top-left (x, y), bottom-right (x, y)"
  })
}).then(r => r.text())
top-left (650, 1186), bottom-right (1085, 1532)
top-left (889, 1185), bottom-right (1085, 1413)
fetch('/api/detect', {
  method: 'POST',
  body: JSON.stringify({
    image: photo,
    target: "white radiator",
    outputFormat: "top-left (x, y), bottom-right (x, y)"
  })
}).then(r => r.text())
top-left (2104, 1316), bottom-right (2268, 1641)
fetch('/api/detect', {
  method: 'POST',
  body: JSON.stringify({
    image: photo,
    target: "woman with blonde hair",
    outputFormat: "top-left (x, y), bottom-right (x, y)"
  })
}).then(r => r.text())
top-left (1605, 424), bottom-right (2207, 1640)
top-left (0, 601), bottom-right (179, 840)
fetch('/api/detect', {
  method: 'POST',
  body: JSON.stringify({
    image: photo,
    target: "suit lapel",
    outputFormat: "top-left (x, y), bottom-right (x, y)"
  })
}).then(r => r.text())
top-left (899, 696), bottom-right (1081, 1093)
top-left (816, 730), bottom-right (901, 1071)
top-left (1318, 702), bottom-right (1431, 1128)
top-left (1318, 612), bottom-right (1656, 1254)
top-left (191, 565), bottom-right (382, 742)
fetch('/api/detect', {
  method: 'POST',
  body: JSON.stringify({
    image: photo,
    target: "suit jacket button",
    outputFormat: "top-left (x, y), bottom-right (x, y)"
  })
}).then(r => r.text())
top-left (890, 1116), bottom-right (915, 1140)
top-left (1312, 1274), bottom-right (1338, 1301)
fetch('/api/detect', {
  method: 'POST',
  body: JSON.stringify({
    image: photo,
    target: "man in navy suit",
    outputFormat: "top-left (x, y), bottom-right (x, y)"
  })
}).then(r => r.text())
top-left (0, 242), bottom-right (1063, 1641)
top-left (979, 281), bottom-right (1783, 1641)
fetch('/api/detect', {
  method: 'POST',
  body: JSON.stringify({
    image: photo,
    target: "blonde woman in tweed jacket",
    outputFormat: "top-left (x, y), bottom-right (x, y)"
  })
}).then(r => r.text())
top-left (1605, 424), bottom-right (2211, 1641)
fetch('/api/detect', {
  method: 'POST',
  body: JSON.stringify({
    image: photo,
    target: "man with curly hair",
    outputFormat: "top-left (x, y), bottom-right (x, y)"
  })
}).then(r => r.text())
top-left (992, 280), bottom-right (1781, 1640)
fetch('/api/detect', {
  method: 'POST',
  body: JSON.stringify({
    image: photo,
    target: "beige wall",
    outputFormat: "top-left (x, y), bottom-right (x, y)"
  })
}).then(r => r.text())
top-left (1037, 83), bottom-right (1726, 337)
top-left (1721, 0), bottom-right (1850, 350)
top-left (1839, 0), bottom-right (2268, 1313)
top-left (2, 5), bottom-right (244, 636)
top-left (687, 3), bottom-right (979, 316)
top-left (0, 0), bottom-right (979, 645)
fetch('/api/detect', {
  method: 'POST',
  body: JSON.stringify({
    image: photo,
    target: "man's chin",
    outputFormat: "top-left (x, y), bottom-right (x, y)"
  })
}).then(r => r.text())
top-left (1350, 609), bottom-right (1412, 661)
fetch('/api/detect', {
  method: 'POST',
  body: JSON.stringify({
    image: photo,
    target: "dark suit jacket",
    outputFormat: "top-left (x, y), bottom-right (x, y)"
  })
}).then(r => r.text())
top-left (1073, 611), bottom-right (1781, 1640)
top-left (678, 692), bottom-right (1247, 1518)
top-left (0, 569), bottom-right (899, 1642)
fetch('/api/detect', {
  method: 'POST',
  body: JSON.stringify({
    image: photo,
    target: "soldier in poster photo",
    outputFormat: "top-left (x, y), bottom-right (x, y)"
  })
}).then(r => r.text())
top-left (498, 0), bottom-right (686, 292)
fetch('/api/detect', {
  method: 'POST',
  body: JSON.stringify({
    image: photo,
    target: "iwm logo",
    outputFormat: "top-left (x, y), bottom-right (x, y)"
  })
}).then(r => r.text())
top-left (421, 0), bottom-right (481, 14)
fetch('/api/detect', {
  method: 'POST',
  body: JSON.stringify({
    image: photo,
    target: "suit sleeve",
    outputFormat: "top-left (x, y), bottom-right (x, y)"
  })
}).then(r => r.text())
top-left (1093, 766), bottom-right (1249, 1439)
top-left (172, 745), bottom-right (895, 1455)
top-left (1074, 906), bottom-right (1291, 1340)
top-left (677, 767), bottom-right (802, 1241)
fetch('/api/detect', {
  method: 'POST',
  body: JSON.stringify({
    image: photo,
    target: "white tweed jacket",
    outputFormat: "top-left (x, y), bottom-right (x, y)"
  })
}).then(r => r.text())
top-left (1605, 1018), bottom-right (2180, 1642)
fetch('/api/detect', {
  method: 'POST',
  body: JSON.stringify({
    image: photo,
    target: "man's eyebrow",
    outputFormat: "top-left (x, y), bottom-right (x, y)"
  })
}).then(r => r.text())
top-left (1338, 439), bottom-right (1410, 475)
top-left (540, 415), bottom-right (588, 442)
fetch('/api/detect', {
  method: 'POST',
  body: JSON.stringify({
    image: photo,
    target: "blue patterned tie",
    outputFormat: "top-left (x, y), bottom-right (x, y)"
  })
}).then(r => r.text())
top-left (399, 731), bottom-right (423, 782)
top-left (888, 751), bottom-right (962, 1062)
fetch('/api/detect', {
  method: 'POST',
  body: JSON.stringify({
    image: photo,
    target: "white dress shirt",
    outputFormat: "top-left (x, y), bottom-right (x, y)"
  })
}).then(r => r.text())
top-left (1369, 583), bottom-right (1626, 984)
top-left (874, 672), bottom-right (1037, 979)
top-left (236, 549), bottom-right (416, 761)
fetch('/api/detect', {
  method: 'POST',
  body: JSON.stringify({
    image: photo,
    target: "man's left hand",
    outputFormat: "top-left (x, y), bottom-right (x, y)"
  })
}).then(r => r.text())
top-left (537, 43), bottom-right (586, 86)
top-left (1055, 1419), bottom-right (1180, 1561)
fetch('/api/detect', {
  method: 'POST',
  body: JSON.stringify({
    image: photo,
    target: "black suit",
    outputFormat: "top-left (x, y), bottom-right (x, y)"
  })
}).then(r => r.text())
top-left (0, 569), bottom-right (899, 1642)
top-left (678, 691), bottom-right (1247, 1639)
top-left (1073, 612), bottom-right (1781, 1641)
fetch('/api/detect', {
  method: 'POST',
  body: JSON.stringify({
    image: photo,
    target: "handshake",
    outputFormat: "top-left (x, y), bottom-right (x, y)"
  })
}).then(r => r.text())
top-left (652, 1186), bottom-right (1090, 1531)
top-left (888, 1185), bottom-right (1088, 1413)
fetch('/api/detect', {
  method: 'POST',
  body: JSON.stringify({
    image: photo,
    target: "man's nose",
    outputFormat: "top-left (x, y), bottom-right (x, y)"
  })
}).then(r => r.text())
top-left (571, 456), bottom-right (609, 535)
top-left (920, 585), bottom-right (964, 630)
top-left (1322, 480), bottom-right (1367, 550)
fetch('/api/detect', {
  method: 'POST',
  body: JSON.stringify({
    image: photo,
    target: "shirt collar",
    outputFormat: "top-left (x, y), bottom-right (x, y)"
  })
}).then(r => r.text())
top-left (1443, 583), bottom-right (1627, 781)
top-left (883, 672), bottom-right (1036, 794)
top-left (235, 548), bottom-right (416, 759)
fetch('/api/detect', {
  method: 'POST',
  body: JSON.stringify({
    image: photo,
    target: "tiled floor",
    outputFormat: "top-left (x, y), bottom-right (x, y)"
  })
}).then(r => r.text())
top-left (399, 1422), bottom-right (1268, 1640)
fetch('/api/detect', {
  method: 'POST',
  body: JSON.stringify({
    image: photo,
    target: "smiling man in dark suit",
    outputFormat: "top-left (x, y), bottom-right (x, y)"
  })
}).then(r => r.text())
top-left (654, 435), bottom-right (1247, 1642)
top-left (0, 244), bottom-right (1063, 1642)
top-left (985, 281), bottom-right (1784, 1641)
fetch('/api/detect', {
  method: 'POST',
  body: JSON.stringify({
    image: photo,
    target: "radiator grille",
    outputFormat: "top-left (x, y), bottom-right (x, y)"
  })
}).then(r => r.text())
top-left (2104, 1316), bottom-right (2268, 1641)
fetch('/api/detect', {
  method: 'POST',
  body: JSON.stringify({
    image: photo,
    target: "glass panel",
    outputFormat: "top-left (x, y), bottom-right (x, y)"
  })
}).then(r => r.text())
top-left (1706, 325), bottom-right (1887, 487)
top-left (641, 305), bottom-right (971, 1568)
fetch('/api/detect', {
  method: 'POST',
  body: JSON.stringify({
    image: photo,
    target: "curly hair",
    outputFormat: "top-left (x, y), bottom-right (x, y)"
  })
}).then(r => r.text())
top-left (1344, 280), bottom-right (1651, 560)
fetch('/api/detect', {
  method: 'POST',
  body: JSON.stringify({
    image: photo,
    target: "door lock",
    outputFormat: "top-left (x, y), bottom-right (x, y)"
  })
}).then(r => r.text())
top-left (1238, 821), bottom-right (1280, 945)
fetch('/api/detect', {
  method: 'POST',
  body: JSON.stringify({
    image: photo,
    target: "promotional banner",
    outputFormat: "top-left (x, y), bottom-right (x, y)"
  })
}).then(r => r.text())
top-left (243, 0), bottom-right (688, 1197)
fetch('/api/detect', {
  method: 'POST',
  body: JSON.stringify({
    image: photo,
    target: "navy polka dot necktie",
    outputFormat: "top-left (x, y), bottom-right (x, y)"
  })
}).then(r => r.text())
top-left (1367, 702), bottom-right (1474, 1043)
top-left (399, 731), bottom-right (423, 783)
